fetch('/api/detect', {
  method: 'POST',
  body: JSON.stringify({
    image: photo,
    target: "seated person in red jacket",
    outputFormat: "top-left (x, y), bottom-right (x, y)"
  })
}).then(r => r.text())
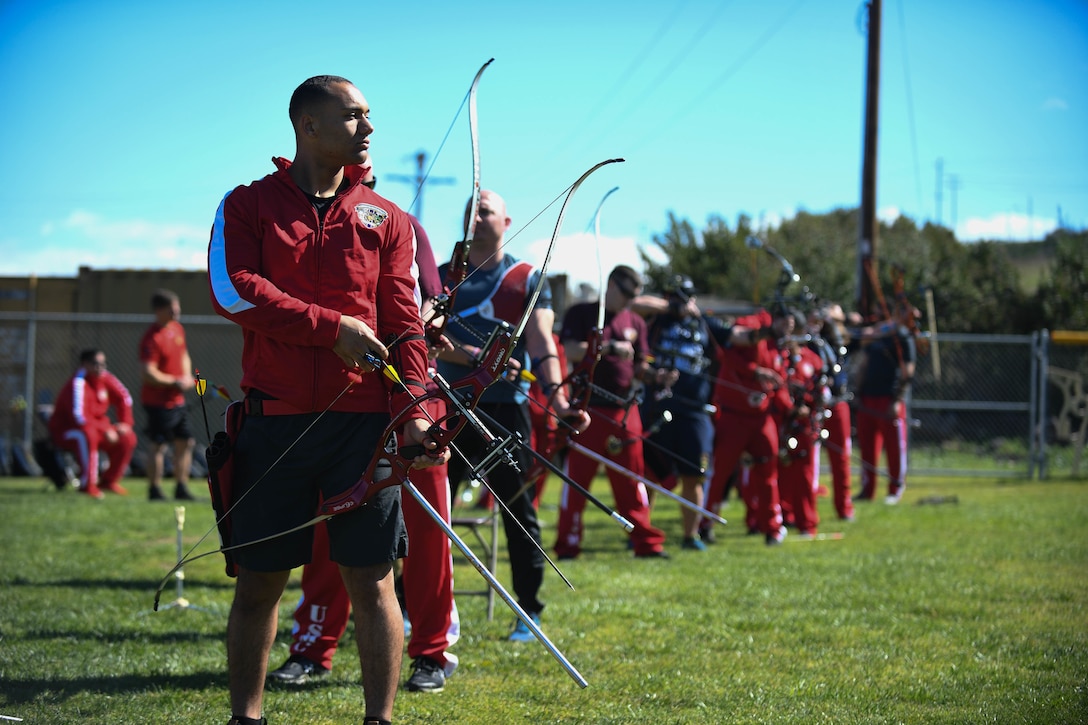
top-left (48, 348), bottom-right (137, 499)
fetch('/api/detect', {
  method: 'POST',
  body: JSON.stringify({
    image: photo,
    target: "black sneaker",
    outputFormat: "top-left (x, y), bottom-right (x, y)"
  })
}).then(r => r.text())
top-left (852, 486), bottom-right (875, 502)
top-left (149, 486), bottom-right (167, 501)
top-left (174, 483), bottom-right (197, 501)
top-left (405, 656), bottom-right (445, 693)
top-left (266, 655), bottom-right (329, 685)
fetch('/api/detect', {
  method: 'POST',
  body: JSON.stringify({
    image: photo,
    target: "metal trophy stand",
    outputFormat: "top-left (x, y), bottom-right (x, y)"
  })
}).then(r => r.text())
top-left (158, 506), bottom-right (214, 613)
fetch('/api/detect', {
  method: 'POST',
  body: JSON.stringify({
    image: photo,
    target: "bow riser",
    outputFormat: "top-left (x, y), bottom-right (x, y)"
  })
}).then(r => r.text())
top-left (563, 326), bottom-right (604, 413)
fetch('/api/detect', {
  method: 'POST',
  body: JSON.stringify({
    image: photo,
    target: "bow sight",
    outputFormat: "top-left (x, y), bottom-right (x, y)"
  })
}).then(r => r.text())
top-left (746, 235), bottom-right (817, 313)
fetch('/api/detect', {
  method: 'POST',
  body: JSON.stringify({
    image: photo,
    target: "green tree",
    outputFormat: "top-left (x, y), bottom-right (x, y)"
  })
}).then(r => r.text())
top-left (641, 208), bottom-right (1069, 334)
top-left (1035, 229), bottom-right (1088, 329)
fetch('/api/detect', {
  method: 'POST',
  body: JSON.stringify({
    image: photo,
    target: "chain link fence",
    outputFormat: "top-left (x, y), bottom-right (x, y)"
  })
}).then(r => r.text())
top-left (2, 312), bottom-right (1085, 480)
top-left (0, 313), bottom-right (241, 480)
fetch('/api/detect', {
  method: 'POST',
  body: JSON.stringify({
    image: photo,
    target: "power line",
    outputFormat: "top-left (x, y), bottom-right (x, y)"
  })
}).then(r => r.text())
top-left (650, 0), bottom-right (809, 139)
top-left (894, 0), bottom-right (924, 218)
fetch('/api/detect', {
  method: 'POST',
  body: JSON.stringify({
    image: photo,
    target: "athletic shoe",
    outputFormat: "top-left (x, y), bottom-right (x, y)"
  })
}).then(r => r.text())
top-left (508, 612), bottom-right (540, 642)
top-left (697, 526), bottom-right (717, 544)
top-left (266, 655), bottom-right (330, 684)
top-left (885, 484), bottom-right (904, 505)
top-left (765, 527), bottom-right (787, 546)
top-left (149, 486), bottom-right (167, 501)
top-left (174, 483), bottom-right (197, 501)
top-left (103, 482), bottom-right (128, 495)
top-left (680, 537), bottom-right (707, 551)
top-left (405, 656), bottom-right (446, 693)
top-left (80, 484), bottom-right (104, 500)
top-left (852, 484), bottom-right (875, 502)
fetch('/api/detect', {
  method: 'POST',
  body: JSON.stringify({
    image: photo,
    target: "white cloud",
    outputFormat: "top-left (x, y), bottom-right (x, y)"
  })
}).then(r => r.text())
top-left (958, 212), bottom-right (1058, 242)
top-left (3, 210), bottom-right (209, 276)
top-left (522, 231), bottom-right (665, 294)
top-left (877, 206), bottom-right (901, 224)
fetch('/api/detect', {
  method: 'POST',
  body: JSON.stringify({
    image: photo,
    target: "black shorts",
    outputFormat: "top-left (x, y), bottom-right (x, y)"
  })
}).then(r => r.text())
top-left (229, 410), bottom-right (407, 572)
top-left (144, 405), bottom-right (193, 444)
top-left (643, 408), bottom-right (713, 480)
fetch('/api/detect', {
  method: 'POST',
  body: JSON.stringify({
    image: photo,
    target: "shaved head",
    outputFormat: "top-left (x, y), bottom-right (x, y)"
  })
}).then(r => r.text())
top-left (464, 189), bottom-right (510, 245)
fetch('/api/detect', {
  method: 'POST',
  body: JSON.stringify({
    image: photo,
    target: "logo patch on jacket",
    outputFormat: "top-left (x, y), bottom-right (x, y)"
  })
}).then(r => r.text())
top-left (354, 204), bottom-right (389, 229)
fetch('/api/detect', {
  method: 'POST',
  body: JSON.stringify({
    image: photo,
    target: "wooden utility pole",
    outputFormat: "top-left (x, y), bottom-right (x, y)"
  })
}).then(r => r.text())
top-left (386, 150), bottom-right (455, 225)
top-left (856, 0), bottom-right (882, 319)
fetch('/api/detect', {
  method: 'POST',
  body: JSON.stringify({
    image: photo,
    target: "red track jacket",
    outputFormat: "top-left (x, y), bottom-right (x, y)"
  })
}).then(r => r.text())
top-left (208, 158), bottom-right (429, 418)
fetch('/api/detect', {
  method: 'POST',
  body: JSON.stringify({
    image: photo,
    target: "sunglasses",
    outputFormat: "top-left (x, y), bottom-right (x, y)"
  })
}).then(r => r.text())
top-left (613, 278), bottom-right (641, 299)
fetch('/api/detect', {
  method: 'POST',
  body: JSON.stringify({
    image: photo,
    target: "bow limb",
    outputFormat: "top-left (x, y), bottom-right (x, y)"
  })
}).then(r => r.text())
top-left (557, 186), bottom-right (620, 415)
top-left (514, 159), bottom-right (624, 343)
top-left (426, 58), bottom-right (493, 346)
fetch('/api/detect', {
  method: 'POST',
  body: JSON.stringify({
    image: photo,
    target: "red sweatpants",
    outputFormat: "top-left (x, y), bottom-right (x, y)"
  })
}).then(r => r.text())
top-left (822, 400), bottom-right (854, 519)
top-left (707, 410), bottom-right (782, 535)
top-left (857, 395), bottom-right (908, 497)
top-left (778, 432), bottom-right (820, 534)
top-left (555, 406), bottom-right (665, 557)
top-left (54, 425), bottom-right (137, 489)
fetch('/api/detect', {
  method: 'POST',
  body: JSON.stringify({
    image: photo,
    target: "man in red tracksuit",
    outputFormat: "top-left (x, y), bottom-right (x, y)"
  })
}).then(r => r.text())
top-left (49, 348), bottom-right (137, 499)
top-left (554, 265), bottom-right (667, 559)
top-left (208, 75), bottom-right (447, 725)
top-left (704, 307), bottom-right (793, 545)
top-left (266, 173), bottom-right (460, 694)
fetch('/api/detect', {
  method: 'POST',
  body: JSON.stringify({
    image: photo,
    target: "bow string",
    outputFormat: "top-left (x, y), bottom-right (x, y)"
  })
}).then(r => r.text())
top-left (426, 58), bottom-right (493, 347)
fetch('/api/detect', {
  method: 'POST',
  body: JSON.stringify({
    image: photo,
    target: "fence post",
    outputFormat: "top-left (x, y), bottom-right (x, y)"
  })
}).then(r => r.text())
top-left (23, 275), bottom-right (38, 449)
top-left (1035, 329), bottom-right (1050, 480)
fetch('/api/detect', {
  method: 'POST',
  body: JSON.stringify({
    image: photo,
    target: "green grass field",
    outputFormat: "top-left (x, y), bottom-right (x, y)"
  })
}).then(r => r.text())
top-left (1, 473), bottom-right (1086, 724)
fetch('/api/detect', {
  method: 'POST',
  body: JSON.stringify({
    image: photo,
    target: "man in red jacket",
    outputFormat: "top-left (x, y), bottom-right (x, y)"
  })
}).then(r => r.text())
top-left (208, 75), bottom-right (448, 725)
top-left (48, 348), bottom-right (137, 499)
top-left (554, 264), bottom-right (667, 559)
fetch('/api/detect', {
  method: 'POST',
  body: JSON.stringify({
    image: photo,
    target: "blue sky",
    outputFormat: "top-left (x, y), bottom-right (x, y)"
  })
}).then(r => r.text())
top-left (1, 0), bottom-right (1085, 290)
